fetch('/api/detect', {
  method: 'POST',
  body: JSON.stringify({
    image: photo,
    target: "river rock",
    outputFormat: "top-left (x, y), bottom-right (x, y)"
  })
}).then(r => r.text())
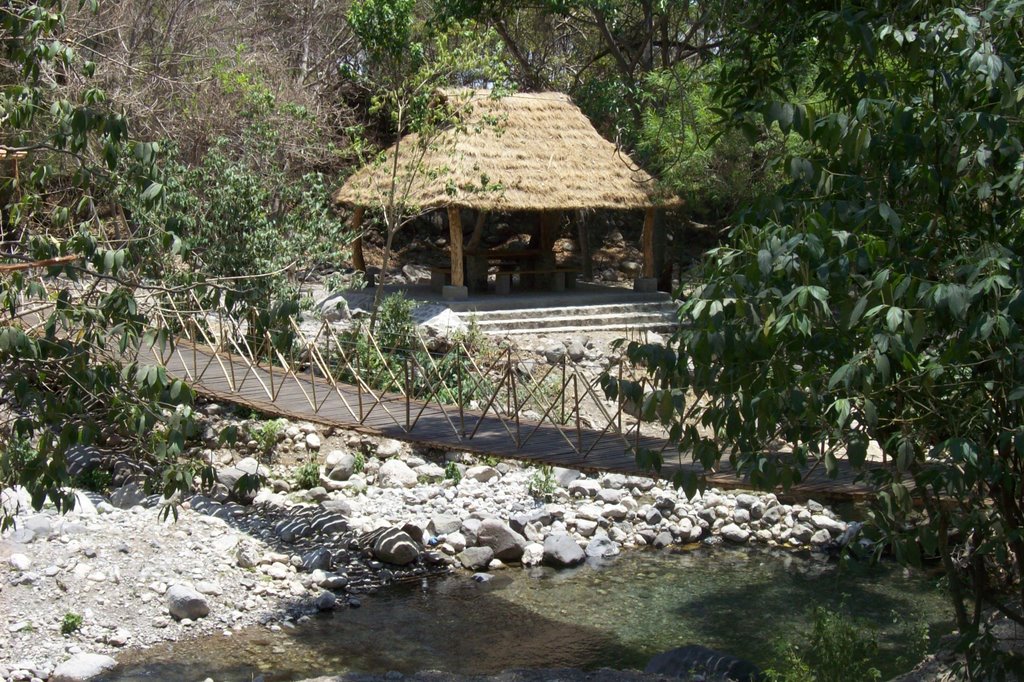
top-left (372, 528), bottom-right (420, 566)
top-left (521, 543), bottom-right (544, 567)
top-left (301, 548), bottom-right (333, 572)
top-left (456, 546), bottom-right (494, 570)
top-left (476, 519), bottom-right (526, 561)
top-left (464, 465), bottom-right (500, 483)
top-left (645, 644), bottom-right (762, 682)
top-left (761, 505), bottom-right (783, 525)
top-left (553, 467), bottom-right (581, 487)
top-left (734, 493), bottom-right (758, 509)
top-left (811, 514), bottom-right (846, 535)
top-left (110, 482), bottom-right (147, 509)
top-left (8, 553), bottom-right (31, 571)
top-left (790, 524), bottom-right (814, 544)
top-left (235, 543), bottom-right (261, 569)
top-left (325, 451), bottom-right (356, 481)
top-left (304, 433), bottom-right (321, 451)
top-left (653, 531), bottom-right (673, 548)
top-left (721, 524), bottom-right (750, 543)
top-left (568, 479), bottom-right (601, 498)
top-left (428, 513), bottom-right (462, 536)
top-left (314, 591), bottom-right (337, 611)
top-left (166, 584), bottom-right (210, 620)
top-left (375, 438), bottom-right (404, 458)
top-left (377, 459), bottom-right (418, 488)
top-left (810, 529), bottom-right (832, 545)
top-left (585, 536), bottom-right (620, 559)
top-left (543, 533), bottom-right (585, 567)
top-left (50, 653), bottom-right (117, 681)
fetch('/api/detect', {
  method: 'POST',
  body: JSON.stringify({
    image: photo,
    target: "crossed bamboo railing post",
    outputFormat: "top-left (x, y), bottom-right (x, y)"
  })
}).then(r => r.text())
top-left (127, 290), bottom-right (677, 461)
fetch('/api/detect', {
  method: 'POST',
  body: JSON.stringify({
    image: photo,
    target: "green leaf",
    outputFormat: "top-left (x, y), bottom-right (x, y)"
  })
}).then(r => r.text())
top-left (847, 435), bottom-right (868, 467)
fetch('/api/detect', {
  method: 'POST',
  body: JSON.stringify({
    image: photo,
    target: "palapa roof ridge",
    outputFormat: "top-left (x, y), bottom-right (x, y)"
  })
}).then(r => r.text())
top-left (333, 89), bottom-right (679, 212)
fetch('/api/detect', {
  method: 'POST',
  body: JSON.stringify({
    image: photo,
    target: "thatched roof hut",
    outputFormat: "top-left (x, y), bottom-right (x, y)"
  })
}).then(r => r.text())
top-left (334, 90), bottom-right (676, 211)
top-left (335, 90), bottom-right (677, 298)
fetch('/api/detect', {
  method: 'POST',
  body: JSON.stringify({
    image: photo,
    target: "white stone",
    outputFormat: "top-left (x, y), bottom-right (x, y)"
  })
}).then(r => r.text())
top-left (50, 653), bottom-right (117, 681)
top-left (522, 542), bottom-right (544, 567)
top-left (377, 459), bottom-right (418, 488)
top-left (720, 523), bottom-right (750, 543)
top-left (8, 553), bottom-right (31, 571)
top-left (464, 466), bottom-right (500, 483)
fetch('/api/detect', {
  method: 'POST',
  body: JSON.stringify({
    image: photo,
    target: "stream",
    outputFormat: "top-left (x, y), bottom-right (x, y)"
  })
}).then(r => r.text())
top-left (103, 545), bottom-right (953, 681)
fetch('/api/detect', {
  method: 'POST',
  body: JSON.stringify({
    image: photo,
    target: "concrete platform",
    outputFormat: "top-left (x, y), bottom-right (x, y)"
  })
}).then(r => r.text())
top-left (339, 281), bottom-right (673, 314)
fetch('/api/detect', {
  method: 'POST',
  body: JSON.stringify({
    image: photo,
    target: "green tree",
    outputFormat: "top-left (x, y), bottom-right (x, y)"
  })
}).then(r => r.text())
top-left (0, 1), bottom-right (207, 523)
top-left (343, 0), bottom-right (509, 322)
top-left (610, 1), bottom-right (1024, 675)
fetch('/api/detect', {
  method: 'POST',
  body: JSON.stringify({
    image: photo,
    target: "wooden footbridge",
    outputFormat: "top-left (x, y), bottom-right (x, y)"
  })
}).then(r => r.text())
top-left (133, 291), bottom-right (874, 503)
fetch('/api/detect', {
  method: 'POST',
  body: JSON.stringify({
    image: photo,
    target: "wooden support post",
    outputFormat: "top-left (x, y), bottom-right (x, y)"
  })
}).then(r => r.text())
top-left (576, 210), bottom-right (592, 280)
top-left (642, 207), bottom-right (656, 278)
top-left (350, 206), bottom-right (366, 273)
top-left (448, 205), bottom-right (464, 287)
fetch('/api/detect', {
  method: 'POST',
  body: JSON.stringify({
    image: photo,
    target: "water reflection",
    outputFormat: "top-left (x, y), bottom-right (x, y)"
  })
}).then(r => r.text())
top-left (105, 546), bottom-right (952, 681)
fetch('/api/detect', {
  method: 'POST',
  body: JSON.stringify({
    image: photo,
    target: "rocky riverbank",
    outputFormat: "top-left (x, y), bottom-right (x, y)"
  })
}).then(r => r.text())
top-left (1, 414), bottom-right (858, 682)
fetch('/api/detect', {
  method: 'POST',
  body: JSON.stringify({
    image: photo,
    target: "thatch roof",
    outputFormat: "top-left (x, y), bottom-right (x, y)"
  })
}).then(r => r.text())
top-left (334, 90), bottom-right (678, 212)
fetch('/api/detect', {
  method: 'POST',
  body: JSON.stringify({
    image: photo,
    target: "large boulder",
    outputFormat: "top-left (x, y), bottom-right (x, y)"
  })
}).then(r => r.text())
top-left (324, 451), bottom-right (356, 481)
top-left (317, 293), bottom-right (351, 322)
top-left (428, 513), bottom-right (462, 537)
top-left (464, 465), bottom-right (500, 483)
top-left (456, 546), bottom-right (494, 570)
top-left (51, 653), bottom-right (118, 681)
top-left (377, 459), bottom-right (418, 488)
top-left (110, 482), bottom-right (147, 509)
top-left (372, 528), bottom-right (421, 566)
top-left (418, 309), bottom-right (468, 349)
top-left (476, 519), bottom-right (526, 562)
top-left (543, 533), bottom-right (585, 568)
top-left (166, 584), bottom-right (210, 620)
top-left (645, 645), bottom-right (762, 682)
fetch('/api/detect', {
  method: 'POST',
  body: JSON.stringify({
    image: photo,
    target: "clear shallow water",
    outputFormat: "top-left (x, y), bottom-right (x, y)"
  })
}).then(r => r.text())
top-left (104, 546), bottom-right (953, 681)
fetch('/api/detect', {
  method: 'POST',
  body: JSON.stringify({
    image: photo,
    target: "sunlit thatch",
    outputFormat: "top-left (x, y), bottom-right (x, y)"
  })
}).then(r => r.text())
top-left (334, 90), bottom-right (678, 212)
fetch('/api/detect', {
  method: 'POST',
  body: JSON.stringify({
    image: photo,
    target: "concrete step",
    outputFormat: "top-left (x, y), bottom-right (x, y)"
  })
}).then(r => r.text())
top-left (461, 300), bottom-right (677, 323)
top-left (457, 301), bottom-right (679, 335)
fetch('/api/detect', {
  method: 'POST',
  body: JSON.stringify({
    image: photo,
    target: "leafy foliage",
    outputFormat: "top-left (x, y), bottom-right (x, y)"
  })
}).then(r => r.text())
top-left (767, 607), bottom-right (882, 682)
top-left (0, 1), bottom-right (205, 525)
top-left (613, 1), bottom-right (1024, 674)
top-left (60, 612), bottom-right (83, 636)
top-left (444, 460), bottom-right (462, 483)
top-left (527, 464), bottom-right (557, 498)
top-left (294, 458), bottom-right (321, 490)
top-left (249, 419), bottom-right (286, 455)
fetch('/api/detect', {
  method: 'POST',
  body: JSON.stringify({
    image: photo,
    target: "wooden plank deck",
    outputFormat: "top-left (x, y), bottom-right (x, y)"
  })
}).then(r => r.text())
top-left (159, 340), bottom-right (876, 503)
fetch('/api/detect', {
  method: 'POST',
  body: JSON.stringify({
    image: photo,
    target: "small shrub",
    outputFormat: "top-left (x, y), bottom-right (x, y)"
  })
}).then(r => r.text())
top-left (528, 465), bottom-right (557, 498)
top-left (251, 418), bottom-right (286, 453)
top-left (294, 459), bottom-right (320, 490)
top-left (76, 467), bottom-right (112, 493)
top-left (353, 452), bottom-right (366, 474)
top-left (61, 612), bottom-right (83, 635)
top-left (444, 461), bottom-right (462, 484)
top-left (766, 606), bottom-right (882, 682)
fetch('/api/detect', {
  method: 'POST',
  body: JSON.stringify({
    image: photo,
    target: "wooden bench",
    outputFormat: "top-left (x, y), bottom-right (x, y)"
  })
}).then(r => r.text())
top-left (494, 268), bottom-right (579, 295)
top-left (429, 266), bottom-right (452, 292)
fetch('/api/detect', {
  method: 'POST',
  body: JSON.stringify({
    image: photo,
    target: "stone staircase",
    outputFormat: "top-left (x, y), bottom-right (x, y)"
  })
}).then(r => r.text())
top-left (455, 299), bottom-right (680, 335)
